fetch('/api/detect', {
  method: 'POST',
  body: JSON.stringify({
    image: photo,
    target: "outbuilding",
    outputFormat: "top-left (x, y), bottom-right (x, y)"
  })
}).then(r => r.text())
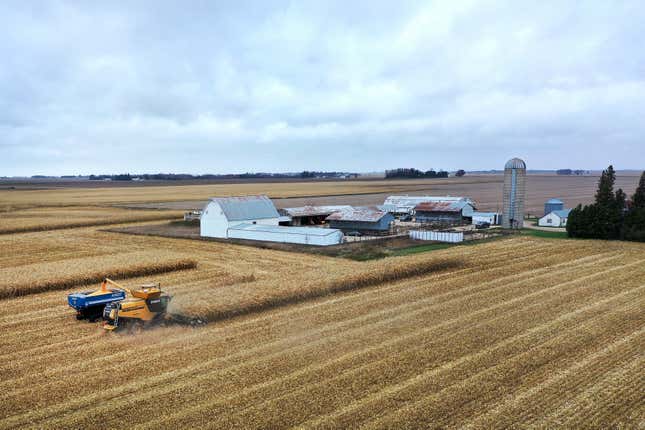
top-left (227, 223), bottom-right (343, 246)
top-left (538, 209), bottom-right (571, 227)
top-left (200, 195), bottom-right (280, 238)
top-left (278, 205), bottom-right (352, 226)
top-left (414, 201), bottom-right (475, 224)
top-left (383, 195), bottom-right (474, 216)
top-left (326, 207), bottom-right (394, 235)
top-left (471, 212), bottom-right (501, 225)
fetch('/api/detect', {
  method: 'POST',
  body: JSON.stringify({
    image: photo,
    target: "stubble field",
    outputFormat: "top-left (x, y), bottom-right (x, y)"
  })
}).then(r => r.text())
top-left (0, 178), bottom-right (643, 429)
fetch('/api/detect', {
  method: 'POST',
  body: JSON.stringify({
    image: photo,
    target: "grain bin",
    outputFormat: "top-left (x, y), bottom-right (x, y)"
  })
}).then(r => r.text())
top-left (544, 198), bottom-right (564, 216)
top-left (502, 158), bottom-right (526, 229)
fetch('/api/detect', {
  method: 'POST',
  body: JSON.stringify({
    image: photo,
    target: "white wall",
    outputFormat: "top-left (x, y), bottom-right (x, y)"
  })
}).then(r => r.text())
top-left (228, 227), bottom-right (343, 246)
top-left (200, 201), bottom-right (229, 238)
top-left (462, 203), bottom-right (475, 217)
top-left (472, 213), bottom-right (497, 225)
top-left (409, 230), bottom-right (464, 243)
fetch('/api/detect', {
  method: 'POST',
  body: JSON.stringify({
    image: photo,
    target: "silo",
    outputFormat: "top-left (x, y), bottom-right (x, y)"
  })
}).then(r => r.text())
top-left (544, 198), bottom-right (564, 216)
top-left (502, 158), bottom-right (526, 229)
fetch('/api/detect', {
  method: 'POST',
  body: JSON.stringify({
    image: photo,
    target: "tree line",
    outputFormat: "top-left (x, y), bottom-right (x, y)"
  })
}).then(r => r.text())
top-left (567, 166), bottom-right (645, 242)
top-left (385, 168), bottom-right (449, 179)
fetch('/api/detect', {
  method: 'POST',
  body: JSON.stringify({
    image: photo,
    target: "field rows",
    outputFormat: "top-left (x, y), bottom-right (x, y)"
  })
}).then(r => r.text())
top-left (0, 234), bottom-right (643, 428)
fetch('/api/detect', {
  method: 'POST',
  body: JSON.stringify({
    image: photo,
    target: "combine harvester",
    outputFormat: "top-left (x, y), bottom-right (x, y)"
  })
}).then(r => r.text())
top-left (67, 278), bottom-right (172, 331)
top-left (102, 278), bottom-right (172, 331)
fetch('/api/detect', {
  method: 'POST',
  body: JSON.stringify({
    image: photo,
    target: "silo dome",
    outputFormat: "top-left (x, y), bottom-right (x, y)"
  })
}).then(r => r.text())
top-left (505, 158), bottom-right (526, 170)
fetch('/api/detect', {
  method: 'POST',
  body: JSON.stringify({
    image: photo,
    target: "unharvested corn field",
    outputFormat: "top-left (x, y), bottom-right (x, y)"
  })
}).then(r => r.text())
top-left (0, 215), bottom-right (643, 429)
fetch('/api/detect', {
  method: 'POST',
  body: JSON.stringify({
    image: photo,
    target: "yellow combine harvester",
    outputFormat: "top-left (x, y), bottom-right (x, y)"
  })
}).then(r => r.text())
top-left (101, 278), bottom-right (172, 331)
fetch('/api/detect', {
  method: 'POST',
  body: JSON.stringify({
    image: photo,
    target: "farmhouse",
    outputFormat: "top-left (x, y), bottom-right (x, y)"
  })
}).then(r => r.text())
top-left (278, 205), bottom-right (352, 226)
top-left (227, 223), bottom-right (343, 246)
top-left (538, 209), bottom-right (571, 227)
top-left (200, 195), bottom-right (280, 238)
top-left (326, 207), bottom-right (394, 235)
top-left (414, 200), bottom-right (475, 224)
top-left (383, 195), bottom-right (474, 216)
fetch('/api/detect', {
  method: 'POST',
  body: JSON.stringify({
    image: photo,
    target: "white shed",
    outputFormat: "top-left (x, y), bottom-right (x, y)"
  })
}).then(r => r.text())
top-left (538, 209), bottom-right (571, 227)
top-left (228, 224), bottom-right (343, 246)
top-left (471, 212), bottom-right (501, 225)
top-left (200, 195), bottom-right (280, 238)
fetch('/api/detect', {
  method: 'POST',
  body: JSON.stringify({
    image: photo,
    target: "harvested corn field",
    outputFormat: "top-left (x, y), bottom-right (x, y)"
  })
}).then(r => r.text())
top-left (0, 206), bottom-right (181, 234)
top-left (0, 227), bottom-right (643, 429)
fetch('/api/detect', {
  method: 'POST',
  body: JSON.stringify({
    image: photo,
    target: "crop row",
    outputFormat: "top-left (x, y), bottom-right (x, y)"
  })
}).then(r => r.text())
top-left (1, 241), bottom-right (643, 428)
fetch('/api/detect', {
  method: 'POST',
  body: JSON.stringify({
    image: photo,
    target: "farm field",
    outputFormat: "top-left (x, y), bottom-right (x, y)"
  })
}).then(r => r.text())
top-left (0, 206), bottom-right (182, 234)
top-left (2, 174), bottom-right (641, 215)
top-left (0, 217), bottom-right (643, 428)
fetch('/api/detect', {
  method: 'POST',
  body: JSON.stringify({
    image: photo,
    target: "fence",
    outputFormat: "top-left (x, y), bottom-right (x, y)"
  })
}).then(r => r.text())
top-left (409, 230), bottom-right (464, 243)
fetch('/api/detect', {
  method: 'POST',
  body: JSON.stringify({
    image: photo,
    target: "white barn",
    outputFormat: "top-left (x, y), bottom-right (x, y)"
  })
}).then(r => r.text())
top-left (538, 209), bottom-right (571, 227)
top-left (200, 195), bottom-right (280, 238)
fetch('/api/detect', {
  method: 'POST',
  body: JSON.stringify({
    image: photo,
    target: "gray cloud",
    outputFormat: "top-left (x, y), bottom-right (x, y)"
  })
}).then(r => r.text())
top-left (1, 0), bottom-right (644, 175)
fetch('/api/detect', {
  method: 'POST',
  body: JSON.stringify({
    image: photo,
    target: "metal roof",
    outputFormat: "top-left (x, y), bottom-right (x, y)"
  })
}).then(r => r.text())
top-left (325, 207), bottom-right (390, 222)
top-left (229, 223), bottom-right (342, 236)
top-left (209, 195), bottom-right (279, 221)
top-left (546, 198), bottom-right (564, 204)
top-left (384, 195), bottom-right (471, 206)
top-left (472, 211), bottom-right (499, 217)
top-left (551, 209), bottom-right (571, 218)
top-left (281, 205), bottom-right (353, 217)
top-left (505, 157), bottom-right (526, 169)
top-left (414, 201), bottom-right (468, 213)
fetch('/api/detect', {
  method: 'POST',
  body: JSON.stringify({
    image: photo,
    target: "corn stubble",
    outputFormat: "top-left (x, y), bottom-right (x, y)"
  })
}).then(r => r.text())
top-left (0, 251), bottom-right (197, 298)
top-left (0, 222), bottom-right (643, 429)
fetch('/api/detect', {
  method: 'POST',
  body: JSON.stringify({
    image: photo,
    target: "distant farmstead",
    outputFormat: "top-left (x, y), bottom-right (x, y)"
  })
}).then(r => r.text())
top-left (200, 195), bottom-right (280, 238)
top-left (326, 207), bottom-right (394, 235)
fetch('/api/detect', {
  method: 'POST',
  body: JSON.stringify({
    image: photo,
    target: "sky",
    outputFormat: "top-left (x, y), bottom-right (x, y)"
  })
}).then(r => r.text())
top-left (1, 1), bottom-right (645, 176)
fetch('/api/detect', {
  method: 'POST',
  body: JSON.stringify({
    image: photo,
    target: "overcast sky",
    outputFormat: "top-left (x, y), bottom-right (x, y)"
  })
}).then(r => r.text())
top-left (1, 1), bottom-right (644, 175)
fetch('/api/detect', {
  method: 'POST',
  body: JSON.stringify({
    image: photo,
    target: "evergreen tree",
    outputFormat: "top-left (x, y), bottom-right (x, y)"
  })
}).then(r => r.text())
top-left (632, 171), bottom-right (645, 209)
top-left (566, 205), bottom-right (581, 238)
top-left (595, 165), bottom-right (616, 208)
top-left (622, 170), bottom-right (645, 242)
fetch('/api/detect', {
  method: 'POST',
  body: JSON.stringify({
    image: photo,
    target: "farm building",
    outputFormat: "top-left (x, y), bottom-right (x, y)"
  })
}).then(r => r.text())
top-left (538, 209), bottom-right (571, 227)
top-left (383, 196), bottom-right (474, 215)
top-left (200, 195), bottom-right (280, 238)
top-left (227, 223), bottom-right (343, 246)
top-left (414, 200), bottom-right (475, 224)
top-left (326, 207), bottom-right (394, 235)
top-left (278, 205), bottom-right (352, 226)
top-left (471, 212), bottom-right (502, 225)
top-left (544, 198), bottom-right (564, 216)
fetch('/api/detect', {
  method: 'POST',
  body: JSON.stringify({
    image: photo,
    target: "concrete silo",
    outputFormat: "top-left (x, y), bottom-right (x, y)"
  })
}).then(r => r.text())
top-left (502, 158), bottom-right (526, 229)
